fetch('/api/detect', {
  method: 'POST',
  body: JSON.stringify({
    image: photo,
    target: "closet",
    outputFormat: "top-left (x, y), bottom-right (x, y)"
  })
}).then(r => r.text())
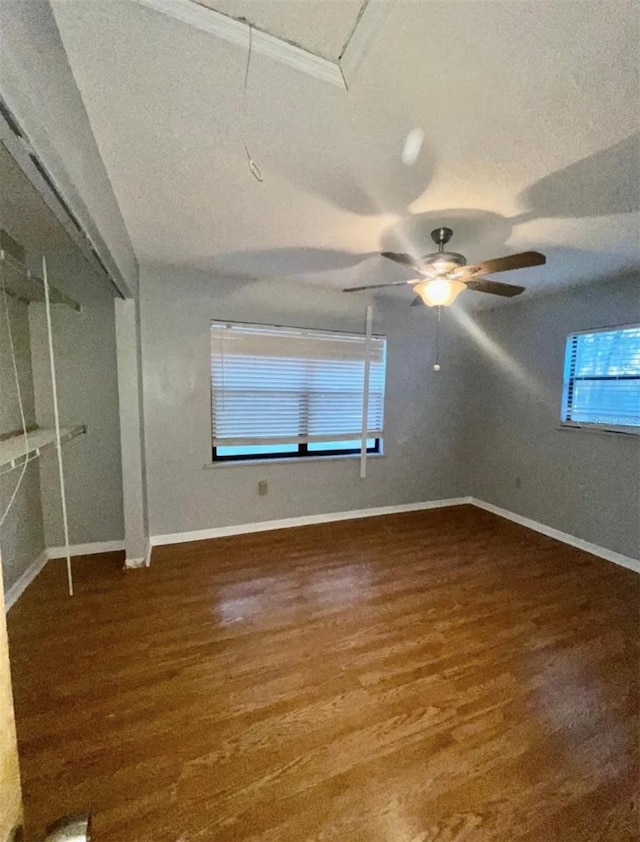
top-left (1, 232), bottom-right (83, 596)
top-left (0, 144), bottom-right (123, 609)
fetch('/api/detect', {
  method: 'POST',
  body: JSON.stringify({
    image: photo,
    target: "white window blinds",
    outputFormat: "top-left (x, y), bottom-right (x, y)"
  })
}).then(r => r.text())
top-left (210, 322), bottom-right (387, 447)
top-left (562, 325), bottom-right (640, 428)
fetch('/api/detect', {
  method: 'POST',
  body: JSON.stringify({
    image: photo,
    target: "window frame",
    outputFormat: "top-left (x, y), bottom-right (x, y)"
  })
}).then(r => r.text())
top-left (210, 321), bottom-right (387, 463)
top-left (212, 439), bottom-right (382, 462)
top-left (560, 322), bottom-right (640, 435)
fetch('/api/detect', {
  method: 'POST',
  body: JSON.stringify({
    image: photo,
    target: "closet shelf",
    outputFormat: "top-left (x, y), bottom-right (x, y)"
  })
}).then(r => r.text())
top-left (0, 249), bottom-right (81, 311)
top-left (0, 425), bottom-right (87, 475)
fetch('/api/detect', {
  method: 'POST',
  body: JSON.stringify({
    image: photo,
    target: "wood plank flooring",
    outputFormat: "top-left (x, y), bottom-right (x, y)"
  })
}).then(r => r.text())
top-left (6, 505), bottom-right (639, 841)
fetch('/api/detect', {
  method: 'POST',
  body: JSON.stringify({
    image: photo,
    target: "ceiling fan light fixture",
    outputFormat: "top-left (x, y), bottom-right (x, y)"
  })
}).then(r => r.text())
top-left (414, 279), bottom-right (466, 307)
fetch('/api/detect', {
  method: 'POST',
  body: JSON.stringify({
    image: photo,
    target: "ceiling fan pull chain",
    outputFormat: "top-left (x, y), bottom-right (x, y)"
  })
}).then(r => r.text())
top-left (241, 21), bottom-right (264, 183)
top-left (434, 306), bottom-right (442, 371)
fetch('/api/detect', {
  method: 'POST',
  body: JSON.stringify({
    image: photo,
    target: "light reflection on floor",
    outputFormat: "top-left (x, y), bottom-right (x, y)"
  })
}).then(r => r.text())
top-left (214, 564), bottom-right (374, 625)
top-left (531, 649), bottom-right (631, 783)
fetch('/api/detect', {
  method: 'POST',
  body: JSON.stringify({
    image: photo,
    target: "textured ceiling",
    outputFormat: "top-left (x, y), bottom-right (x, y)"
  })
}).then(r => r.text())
top-left (191, 0), bottom-right (365, 59)
top-left (51, 0), bottom-right (639, 307)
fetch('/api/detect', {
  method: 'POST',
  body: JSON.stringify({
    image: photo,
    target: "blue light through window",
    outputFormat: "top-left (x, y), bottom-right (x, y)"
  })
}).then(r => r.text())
top-left (562, 325), bottom-right (640, 429)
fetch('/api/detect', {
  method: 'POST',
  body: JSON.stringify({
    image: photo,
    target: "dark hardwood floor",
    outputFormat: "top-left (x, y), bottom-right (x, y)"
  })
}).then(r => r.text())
top-left (6, 505), bottom-right (639, 841)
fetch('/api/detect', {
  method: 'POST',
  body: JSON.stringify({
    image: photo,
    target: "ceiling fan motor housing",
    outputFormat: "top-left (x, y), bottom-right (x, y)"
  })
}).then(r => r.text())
top-left (420, 251), bottom-right (467, 277)
top-left (420, 227), bottom-right (467, 276)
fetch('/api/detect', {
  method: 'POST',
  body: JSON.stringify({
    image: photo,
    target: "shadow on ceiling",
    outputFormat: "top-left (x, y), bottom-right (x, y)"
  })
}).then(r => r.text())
top-left (205, 246), bottom-right (378, 278)
top-left (381, 209), bottom-right (513, 261)
top-left (263, 107), bottom-right (437, 217)
top-left (189, 133), bottom-right (639, 287)
top-left (383, 133), bottom-right (640, 258)
top-left (514, 132), bottom-right (640, 223)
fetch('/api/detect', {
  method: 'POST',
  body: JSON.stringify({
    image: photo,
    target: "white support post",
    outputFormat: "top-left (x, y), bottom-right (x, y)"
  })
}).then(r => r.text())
top-left (360, 304), bottom-right (373, 480)
top-left (42, 256), bottom-right (73, 596)
top-left (115, 298), bottom-right (149, 568)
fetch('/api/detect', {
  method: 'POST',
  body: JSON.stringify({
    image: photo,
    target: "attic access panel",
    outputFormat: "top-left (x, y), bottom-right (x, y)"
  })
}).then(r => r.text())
top-left (191, 0), bottom-right (364, 60)
top-left (135, 0), bottom-right (392, 88)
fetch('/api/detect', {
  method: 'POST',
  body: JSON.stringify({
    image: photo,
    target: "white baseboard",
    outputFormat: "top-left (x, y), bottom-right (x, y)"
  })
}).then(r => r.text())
top-left (470, 498), bottom-right (640, 574)
top-left (6, 498), bottom-right (634, 613)
top-left (150, 497), bottom-right (473, 547)
top-left (47, 540), bottom-right (125, 559)
top-left (5, 541), bottom-right (127, 610)
top-left (122, 539), bottom-right (153, 569)
top-left (4, 550), bottom-right (48, 612)
top-left (150, 496), bottom-right (638, 575)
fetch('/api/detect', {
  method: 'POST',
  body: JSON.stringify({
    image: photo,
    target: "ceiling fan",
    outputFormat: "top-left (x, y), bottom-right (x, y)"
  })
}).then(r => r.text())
top-left (343, 227), bottom-right (546, 307)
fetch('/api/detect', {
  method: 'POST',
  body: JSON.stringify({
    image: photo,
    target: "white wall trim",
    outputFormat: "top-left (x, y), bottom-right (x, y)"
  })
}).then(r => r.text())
top-left (339, 0), bottom-right (396, 86)
top-left (4, 550), bottom-right (48, 612)
top-left (150, 497), bottom-right (472, 546)
top-left (5, 542), bottom-right (126, 611)
top-left (6, 497), bottom-right (636, 612)
top-left (115, 299), bottom-right (149, 564)
top-left (470, 498), bottom-right (640, 574)
top-left (47, 540), bottom-right (125, 559)
top-left (135, 0), bottom-right (345, 88)
top-left (150, 496), bottom-right (639, 574)
top-left (134, 0), bottom-right (395, 90)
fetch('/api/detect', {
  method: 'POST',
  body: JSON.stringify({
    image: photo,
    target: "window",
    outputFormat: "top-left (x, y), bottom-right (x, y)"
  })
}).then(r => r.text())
top-left (210, 322), bottom-right (387, 461)
top-left (562, 324), bottom-right (640, 431)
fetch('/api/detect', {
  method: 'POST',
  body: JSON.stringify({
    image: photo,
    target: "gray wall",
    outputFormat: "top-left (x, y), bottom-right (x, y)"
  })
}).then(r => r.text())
top-left (139, 265), bottom-right (472, 537)
top-left (465, 276), bottom-right (640, 559)
top-left (0, 295), bottom-right (45, 592)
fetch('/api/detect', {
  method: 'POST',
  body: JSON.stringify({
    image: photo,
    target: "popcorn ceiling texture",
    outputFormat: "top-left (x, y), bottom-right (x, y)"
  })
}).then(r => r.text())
top-left (50, 0), bottom-right (638, 305)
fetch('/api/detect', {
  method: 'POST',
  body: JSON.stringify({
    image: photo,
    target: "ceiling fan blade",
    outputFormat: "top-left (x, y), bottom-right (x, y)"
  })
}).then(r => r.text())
top-left (457, 251), bottom-right (545, 279)
top-left (343, 280), bottom-right (418, 293)
top-left (410, 296), bottom-right (422, 307)
top-left (381, 251), bottom-right (426, 272)
top-left (464, 279), bottom-right (525, 297)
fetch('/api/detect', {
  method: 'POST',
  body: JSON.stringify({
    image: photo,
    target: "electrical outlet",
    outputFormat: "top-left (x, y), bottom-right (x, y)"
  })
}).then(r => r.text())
top-left (258, 479), bottom-right (268, 496)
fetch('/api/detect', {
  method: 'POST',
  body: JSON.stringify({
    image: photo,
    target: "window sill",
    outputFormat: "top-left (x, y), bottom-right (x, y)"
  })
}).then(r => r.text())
top-left (204, 452), bottom-right (386, 469)
top-left (556, 424), bottom-right (639, 438)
